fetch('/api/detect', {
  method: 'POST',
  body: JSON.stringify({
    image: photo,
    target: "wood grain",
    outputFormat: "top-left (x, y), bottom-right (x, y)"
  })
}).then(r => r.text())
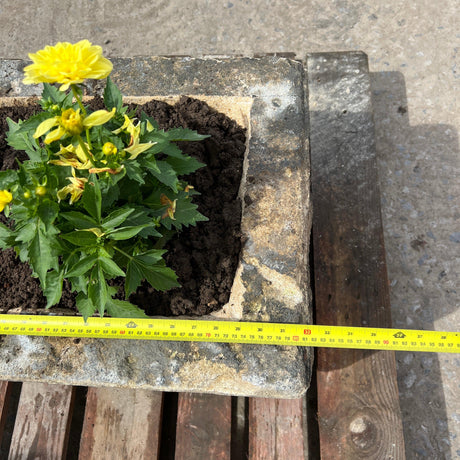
top-left (8, 382), bottom-right (74, 460)
top-left (175, 393), bottom-right (231, 460)
top-left (0, 381), bottom-right (13, 439)
top-left (308, 52), bottom-right (405, 459)
top-left (248, 397), bottom-right (305, 460)
top-left (79, 387), bottom-right (162, 460)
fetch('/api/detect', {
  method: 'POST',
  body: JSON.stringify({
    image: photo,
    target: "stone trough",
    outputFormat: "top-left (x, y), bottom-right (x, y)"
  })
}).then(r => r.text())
top-left (0, 56), bottom-right (312, 398)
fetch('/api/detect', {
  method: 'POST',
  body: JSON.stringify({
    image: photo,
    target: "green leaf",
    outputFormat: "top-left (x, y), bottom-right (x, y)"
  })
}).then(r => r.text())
top-left (122, 208), bottom-right (163, 238)
top-left (29, 222), bottom-right (58, 287)
top-left (6, 118), bottom-right (43, 161)
top-left (42, 83), bottom-right (66, 105)
top-left (60, 230), bottom-right (99, 247)
top-left (0, 170), bottom-right (19, 189)
top-left (105, 298), bottom-right (148, 318)
top-left (37, 201), bottom-right (59, 230)
top-left (150, 161), bottom-right (179, 192)
top-left (142, 156), bottom-right (161, 174)
top-left (124, 160), bottom-right (145, 184)
top-left (101, 183), bottom-right (120, 212)
top-left (44, 269), bottom-right (64, 308)
top-left (70, 275), bottom-right (88, 295)
top-left (106, 224), bottom-right (149, 241)
top-left (88, 264), bottom-right (109, 316)
top-left (61, 211), bottom-right (99, 229)
top-left (81, 176), bottom-right (101, 222)
top-left (101, 207), bottom-right (135, 231)
top-left (103, 76), bottom-right (123, 111)
top-left (161, 196), bottom-right (208, 230)
top-left (76, 293), bottom-right (96, 321)
top-left (125, 251), bottom-right (179, 297)
top-left (98, 255), bottom-right (125, 277)
top-left (163, 128), bottom-right (210, 142)
top-left (147, 140), bottom-right (183, 158)
top-left (0, 222), bottom-right (14, 249)
top-left (166, 155), bottom-right (205, 175)
top-left (65, 254), bottom-right (98, 278)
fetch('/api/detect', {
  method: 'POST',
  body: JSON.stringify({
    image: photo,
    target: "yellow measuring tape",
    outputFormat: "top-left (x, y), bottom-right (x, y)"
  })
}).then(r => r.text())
top-left (0, 314), bottom-right (459, 353)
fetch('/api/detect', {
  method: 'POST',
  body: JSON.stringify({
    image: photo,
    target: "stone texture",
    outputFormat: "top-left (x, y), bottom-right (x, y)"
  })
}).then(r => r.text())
top-left (0, 56), bottom-right (312, 398)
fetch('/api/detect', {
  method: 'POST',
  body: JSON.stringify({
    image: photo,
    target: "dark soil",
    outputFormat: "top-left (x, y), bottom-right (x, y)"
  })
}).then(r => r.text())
top-left (0, 96), bottom-right (246, 316)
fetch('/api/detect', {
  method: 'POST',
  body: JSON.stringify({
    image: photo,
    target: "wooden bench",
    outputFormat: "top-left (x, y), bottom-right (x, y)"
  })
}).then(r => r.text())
top-left (0, 53), bottom-right (405, 459)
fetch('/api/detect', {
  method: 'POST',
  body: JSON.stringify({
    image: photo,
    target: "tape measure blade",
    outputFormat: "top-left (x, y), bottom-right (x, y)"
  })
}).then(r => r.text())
top-left (0, 315), bottom-right (458, 353)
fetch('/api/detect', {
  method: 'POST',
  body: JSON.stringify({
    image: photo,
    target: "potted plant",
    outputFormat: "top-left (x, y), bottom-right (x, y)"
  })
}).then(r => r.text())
top-left (0, 42), bottom-right (312, 398)
top-left (1, 40), bottom-right (211, 321)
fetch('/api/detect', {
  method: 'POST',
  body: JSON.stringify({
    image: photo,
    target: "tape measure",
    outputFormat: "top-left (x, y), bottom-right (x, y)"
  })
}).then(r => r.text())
top-left (1, 314), bottom-right (459, 353)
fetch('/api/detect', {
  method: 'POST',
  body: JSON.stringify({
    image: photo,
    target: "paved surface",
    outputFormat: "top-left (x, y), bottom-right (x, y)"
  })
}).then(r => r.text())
top-left (1, 1), bottom-right (458, 457)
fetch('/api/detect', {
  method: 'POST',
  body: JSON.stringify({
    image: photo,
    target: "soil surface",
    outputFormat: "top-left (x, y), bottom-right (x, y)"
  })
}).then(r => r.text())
top-left (0, 96), bottom-right (246, 316)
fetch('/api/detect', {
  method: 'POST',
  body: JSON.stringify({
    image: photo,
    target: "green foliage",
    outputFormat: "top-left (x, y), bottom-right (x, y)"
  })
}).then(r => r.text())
top-left (2, 78), bottom-right (209, 320)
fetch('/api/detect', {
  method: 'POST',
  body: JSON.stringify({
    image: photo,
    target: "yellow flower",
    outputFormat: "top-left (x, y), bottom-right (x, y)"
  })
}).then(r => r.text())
top-left (112, 114), bottom-right (138, 138)
top-left (0, 190), bottom-right (12, 212)
top-left (23, 40), bottom-right (113, 91)
top-left (57, 169), bottom-right (88, 204)
top-left (102, 142), bottom-right (117, 156)
top-left (49, 143), bottom-right (93, 169)
top-left (34, 108), bottom-right (115, 144)
top-left (61, 108), bottom-right (84, 135)
top-left (113, 115), bottom-right (155, 159)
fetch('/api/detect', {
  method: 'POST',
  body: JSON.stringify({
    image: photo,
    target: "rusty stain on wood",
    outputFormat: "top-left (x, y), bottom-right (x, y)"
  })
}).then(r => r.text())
top-left (248, 398), bottom-right (305, 459)
top-left (78, 387), bottom-right (162, 460)
top-left (8, 382), bottom-right (74, 460)
top-left (175, 393), bottom-right (231, 460)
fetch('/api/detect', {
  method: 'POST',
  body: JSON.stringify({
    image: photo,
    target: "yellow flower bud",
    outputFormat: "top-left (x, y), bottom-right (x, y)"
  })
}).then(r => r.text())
top-left (35, 186), bottom-right (47, 196)
top-left (60, 108), bottom-right (83, 135)
top-left (23, 190), bottom-right (31, 199)
top-left (102, 142), bottom-right (117, 156)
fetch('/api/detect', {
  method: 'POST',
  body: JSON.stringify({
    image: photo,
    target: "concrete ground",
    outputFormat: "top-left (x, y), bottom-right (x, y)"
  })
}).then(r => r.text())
top-left (0, 1), bottom-right (458, 458)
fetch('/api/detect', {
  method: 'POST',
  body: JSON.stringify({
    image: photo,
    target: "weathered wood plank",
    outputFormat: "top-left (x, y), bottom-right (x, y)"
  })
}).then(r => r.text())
top-left (0, 381), bottom-right (13, 439)
top-left (308, 51), bottom-right (405, 459)
top-left (8, 382), bottom-right (74, 460)
top-left (248, 397), bottom-right (305, 460)
top-left (175, 393), bottom-right (231, 460)
top-left (79, 387), bottom-right (162, 460)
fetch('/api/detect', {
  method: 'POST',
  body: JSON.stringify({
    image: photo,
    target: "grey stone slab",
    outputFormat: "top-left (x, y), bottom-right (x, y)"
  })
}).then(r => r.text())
top-left (0, 56), bottom-right (312, 398)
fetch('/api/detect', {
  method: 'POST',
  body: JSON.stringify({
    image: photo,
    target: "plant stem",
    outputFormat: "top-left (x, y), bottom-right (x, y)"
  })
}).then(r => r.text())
top-left (114, 246), bottom-right (133, 261)
top-left (71, 85), bottom-right (87, 117)
top-left (85, 128), bottom-right (93, 150)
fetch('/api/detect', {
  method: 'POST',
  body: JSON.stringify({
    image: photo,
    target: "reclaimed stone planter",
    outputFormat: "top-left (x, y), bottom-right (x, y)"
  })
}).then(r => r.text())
top-left (0, 57), bottom-right (312, 398)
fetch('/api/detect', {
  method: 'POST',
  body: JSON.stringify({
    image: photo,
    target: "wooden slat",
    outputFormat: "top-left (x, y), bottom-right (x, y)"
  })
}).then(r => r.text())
top-left (175, 393), bottom-right (231, 460)
top-left (79, 387), bottom-right (162, 460)
top-left (248, 397), bottom-right (305, 460)
top-left (308, 51), bottom-right (405, 459)
top-left (8, 382), bottom-right (74, 460)
top-left (0, 381), bottom-right (13, 439)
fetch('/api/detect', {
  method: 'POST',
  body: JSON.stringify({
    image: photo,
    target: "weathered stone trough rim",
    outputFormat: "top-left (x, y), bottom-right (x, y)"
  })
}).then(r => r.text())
top-left (0, 56), bottom-right (312, 398)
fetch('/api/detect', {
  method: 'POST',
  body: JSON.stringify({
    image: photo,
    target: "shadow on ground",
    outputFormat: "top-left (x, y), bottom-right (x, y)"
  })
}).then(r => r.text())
top-left (371, 70), bottom-right (459, 459)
